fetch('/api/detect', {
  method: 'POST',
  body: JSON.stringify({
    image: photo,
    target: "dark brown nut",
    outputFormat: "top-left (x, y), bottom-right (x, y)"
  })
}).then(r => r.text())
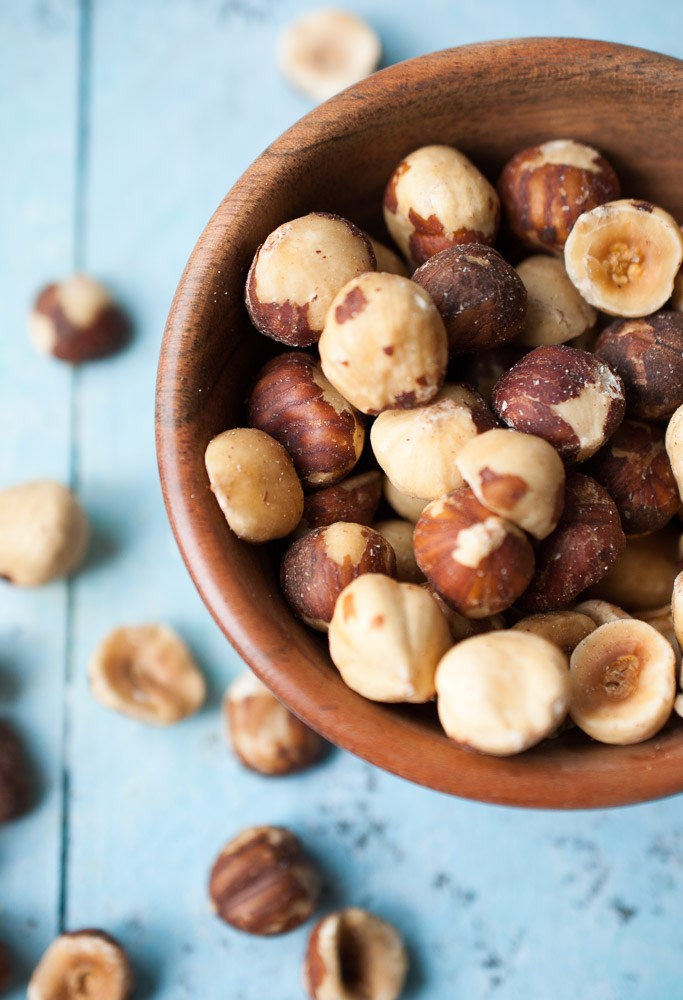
top-left (518, 473), bottom-right (626, 613)
top-left (0, 941), bottom-right (9, 993)
top-left (422, 583), bottom-right (473, 641)
top-left (491, 345), bottom-right (625, 463)
top-left (225, 672), bottom-right (324, 775)
top-left (573, 599), bottom-right (631, 625)
top-left (245, 213), bottom-right (375, 347)
top-left (29, 275), bottom-right (130, 363)
top-left (383, 144), bottom-right (499, 267)
top-left (413, 486), bottom-right (535, 619)
top-left (586, 420), bottom-right (679, 535)
top-left (515, 256), bottom-right (597, 347)
top-left (319, 273), bottom-right (448, 415)
top-left (248, 352), bottom-right (365, 489)
top-left (369, 237), bottom-right (408, 276)
top-left (586, 530), bottom-right (679, 612)
top-left (373, 519), bottom-right (424, 584)
top-left (458, 344), bottom-right (528, 403)
top-left (209, 826), bottom-right (320, 934)
top-left (28, 930), bottom-right (133, 1000)
top-left (301, 471), bottom-right (383, 531)
top-left (498, 139), bottom-right (620, 254)
top-left (412, 244), bottom-right (527, 354)
top-left (281, 523), bottom-right (395, 630)
top-left (382, 477), bottom-right (429, 523)
top-left (595, 312), bottom-right (683, 421)
top-left (304, 908), bottom-right (408, 1000)
top-left (0, 721), bottom-right (30, 824)
top-left (512, 611), bottom-right (596, 655)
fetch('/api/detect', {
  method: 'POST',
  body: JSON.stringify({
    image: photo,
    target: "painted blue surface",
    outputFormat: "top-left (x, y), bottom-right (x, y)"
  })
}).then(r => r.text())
top-left (2, 1), bottom-right (683, 997)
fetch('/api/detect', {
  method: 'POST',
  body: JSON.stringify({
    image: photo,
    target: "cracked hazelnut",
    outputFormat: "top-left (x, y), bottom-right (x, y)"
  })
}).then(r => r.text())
top-left (0, 721), bottom-right (30, 824)
top-left (319, 272), bottom-right (448, 415)
top-left (382, 478), bottom-right (428, 523)
top-left (515, 256), bottom-right (597, 347)
top-left (28, 930), bottom-right (133, 1000)
top-left (209, 826), bottom-right (320, 934)
top-left (492, 345), bottom-right (625, 463)
top-left (29, 274), bottom-right (130, 363)
top-left (665, 404), bottom-right (683, 501)
top-left (573, 599), bottom-right (631, 626)
top-left (245, 213), bottom-right (375, 346)
top-left (372, 519), bottom-right (424, 584)
top-left (368, 237), bottom-right (408, 276)
top-left (512, 611), bottom-right (596, 655)
top-left (303, 908), bottom-right (408, 1000)
top-left (586, 529), bottom-right (679, 612)
top-left (458, 344), bottom-right (528, 403)
top-left (301, 471), bottom-right (383, 531)
top-left (89, 625), bottom-right (206, 725)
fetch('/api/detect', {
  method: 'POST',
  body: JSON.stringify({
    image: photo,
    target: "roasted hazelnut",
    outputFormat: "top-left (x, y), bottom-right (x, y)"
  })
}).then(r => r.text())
top-left (205, 427), bottom-right (304, 543)
top-left (573, 599), bottom-right (631, 626)
top-left (0, 480), bottom-right (89, 586)
top-left (498, 139), bottom-right (620, 254)
top-left (0, 721), bottom-right (31, 824)
top-left (370, 384), bottom-right (496, 500)
top-left (412, 244), bottom-right (527, 354)
top-left (492, 345), bottom-right (625, 463)
top-left (458, 344), bottom-right (527, 403)
top-left (301, 471), bottom-right (383, 531)
top-left (368, 237), bottom-right (408, 276)
top-left (518, 473), bottom-right (625, 613)
top-left (515, 256), bottom-right (597, 347)
top-left (209, 826), bottom-right (320, 934)
top-left (595, 312), bottom-right (683, 421)
top-left (281, 522), bottom-right (396, 630)
top-left (89, 624), bottom-right (206, 725)
top-left (413, 486), bottom-right (535, 619)
top-left (225, 672), bottom-right (324, 775)
top-left (382, 477), bottom-right (428, 523)
top-left (372, 519), bottom-right (424, 584)
top-left (328, 574), bottom-right (451, 702)
top-left (455, 427), bottom-right (565, 539)
top-left (665, 403), bottom-right (683, 501)
top-left (245, 212), bottom-right (375, 346)
top-left (248, 352), bottom-right (365, 488)
top-left (28, 930), bottom-right (133, 1000)
top-left (383, 144), bottom-right (499, 266)
top-left (319, 272), bottom-right (448, 415)
top-left (303, 908), bottom-right (408, 1000)
top-left (512, 611), bottom-right (596, 655)
top-left (29, 274), bottom-right (130, 363)
top-left (586, 530), bottom-right (679, 612)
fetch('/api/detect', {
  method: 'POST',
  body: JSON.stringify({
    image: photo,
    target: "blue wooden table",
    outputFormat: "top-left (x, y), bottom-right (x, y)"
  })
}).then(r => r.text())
top-left (3, 2), bottom-right (683, 997)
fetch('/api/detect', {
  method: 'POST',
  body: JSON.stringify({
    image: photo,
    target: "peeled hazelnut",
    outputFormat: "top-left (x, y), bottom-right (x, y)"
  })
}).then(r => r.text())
top-left (569, 620), bottom-right (676, 744)
top-left (492, 345), bottom-right (625, 463)
top-left (498, 139), bottom-right (620, 254)
top-left (248, 352), bottom-right (365, 488)
top-left (205, 427), bottom-right (304, 543)
top-left (512, 611), bottom-right (596, 655)
top-left (319, 272), bottom-right (448, 415)
top-left (671, 572), bottom-right (683, 651)
top-left (412, 244), bottom-right (527, 354)
top-left (225, 672), bottom-right (324, 775)
top-left (595, 312), bottom-right (683, 421)
top-left (573, 599), bottom-right (631, 626)
top-left (435, 631), bottom-right (570, 756)
top-left (303, 908), bottom-right (408, 1000)
top-left (245, 213), bottom-right (375, 346)
top-left (328, 574), bottom-right (451, 702)
top-left (373, 519), bottom-right (424, 584)
top-left (0, 721), bottom-right (31, 824)
top-left (382, 477), bottom-right (428, 523)
top-left (0, 480), bottom-right (89, 586)
top-left (209, 826), bottom-right (320, 935)
top-left (301, 471), bottom-right (383, 531)
top-left (458, 344), bottom-right (527, 403)
top-left (515, 256), bottom-right (597, 347)
top-left (368, 238), bottom-right (408, 276)
top-left (89, 624), bottom-right (206, 725)
top-left (587, 530), bottom-right (679, 612)
top-left (29, 274), bottom-right (130, 363)
top-left (413, 486), bottom-right (535, 619)
top-left (28, 930), bottom-right (133, 1000)
top-left (370, 384), bottom-right (495, 501)
top-left (455, 428), bottom-right (565, 539)
top-left (281, 522), bottom-right (396, 630)
top-left (665, 404), bottom-right (683, 501)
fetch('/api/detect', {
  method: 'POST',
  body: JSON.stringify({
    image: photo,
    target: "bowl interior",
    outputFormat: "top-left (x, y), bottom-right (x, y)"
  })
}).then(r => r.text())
top-left (157, 38), bottom-right (683, 808)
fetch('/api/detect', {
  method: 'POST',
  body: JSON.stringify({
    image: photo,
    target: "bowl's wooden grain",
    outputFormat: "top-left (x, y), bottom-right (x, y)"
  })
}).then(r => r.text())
top-left (156, 38), bottom-right (683, 808)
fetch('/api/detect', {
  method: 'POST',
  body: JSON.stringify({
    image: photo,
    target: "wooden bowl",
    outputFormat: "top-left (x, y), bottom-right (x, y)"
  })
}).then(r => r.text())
top-left (156, 38), bottom-right (683, 809)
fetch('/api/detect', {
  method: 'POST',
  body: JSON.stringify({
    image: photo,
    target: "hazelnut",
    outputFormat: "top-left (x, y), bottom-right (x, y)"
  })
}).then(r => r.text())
top-left (665, 403), bottom-right (683, 501)
top-left (458, 344), bottom-right (528, 403)
top-left (672, 572), bottom-right (683, 651)
top-left (498, 139), bottom-right (620, 254)
top-left (383, 145), bottom-right (499, 267)
top-left (435, 631), bottom-right (570, 756)
top-left (637, 604), bottom-right (680, 661)
top-left (586, 420), bottom-right (679, 535)
top-left (281, 522), bottom-right (396, 630)
top-left (248, 352), bottom-right (365, 488)
top-left (368, 237), bottom-right (408, 276)
top-left (595, 312), bottom-right (683, 421)
top-left (0, 480), bottom-right (89, 586)
top-left (0, 721), bottom-right (31, 824)
top-left (370, 384), bottom-right (496, 501)
top-left (245, 213), bottom-right (376, 346)
top-left (586, 529), bottom-right (679, 612)
top-left (455, 427), bottom-right (566, 539)
top-left (569, 620), bottom-right (676, 744)
top-left (422, 583), bottom-right (473, 642)
top-left (491, 345), bottom-right (625, 463)
top-left (205, 427), bottom-right (304, 543)
top-left (29, 274), bottom-right (130, 363)
top-left (209, 825), bottom-right (320, 934)
top-left (515, 256), bottom-right (597, 347)
top-left (328, 574), bottom-right (451, 702)
top-left (372, 519), bottom-right (424, 584)
top-left (89, 624), bottom-right (206, 725)
top-left (413, 486), bottom-right (535, 619)
top-left (225, 672), bottom-right (324, 775)
top-left (303, 908), bottom-right (408, 1000)
top-left (301, 471), bottom-right (383, 531)
top-left (573, 599), bottom-right (631, 626)
top-left (28, 930), bottom-right (133, 1000)
top-left (319, 272), bottom-right (448, 415)
top-left (519, 472), bottom-right (625, 613)
top-left (512, 611), bottom-right (596, 655)
top-left (382, 477), bottom-right (428, 523)
top-left (412, 244), bottom-right (527, 354)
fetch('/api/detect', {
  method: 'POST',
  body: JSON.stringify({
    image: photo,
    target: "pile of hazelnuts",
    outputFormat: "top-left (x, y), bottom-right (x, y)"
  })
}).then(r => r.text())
top-left (205, 138), bottom-right (683, 759)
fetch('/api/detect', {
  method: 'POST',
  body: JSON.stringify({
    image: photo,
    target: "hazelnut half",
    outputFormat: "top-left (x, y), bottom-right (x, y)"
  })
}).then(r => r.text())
top-left (0, 721), bottom-right (31, 824)
top-left (515, 256), bottom-right (597, 347)
top-left (28, 930), bottom-right (133, 1000)
top-left (301, 471), bottom-right (383, 531)
top-left (29, 274), bottom-right (130, 363)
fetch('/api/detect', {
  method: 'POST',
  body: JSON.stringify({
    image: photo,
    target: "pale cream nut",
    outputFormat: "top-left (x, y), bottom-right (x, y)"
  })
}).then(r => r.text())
top-left (587, 533), bottom-right (678, 612)
top-left (672, 573), bottom-right (683, 654)
top-left (369, 238), bottom-right (408, 276)
top-left (516, 256), bottom-right (597, 346)
top-left (573, 599), bottom-right (631, 626)
top-left (665, 403), bottom-right (683, 502)
top-left (372, 519), bottom-right (424, 584)
top-left (28, 930), bottom-right (133, 1000)
top-left (382, 477), bottom-right (428, 523)
top-left (512, 611), bottom-right (596, 655)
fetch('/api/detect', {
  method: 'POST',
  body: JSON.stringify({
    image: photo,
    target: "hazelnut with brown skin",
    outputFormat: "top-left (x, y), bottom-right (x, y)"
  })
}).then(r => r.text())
top-left (373, 519), bottom-right (424, 584)
top-left (29, 274), bottom-right (130, 363)
top-left (586, 529), bottom-right (679, 612)
top-left (28, 930), bottom-right (133, 1000)
top-left (300, 471), bottom-right (383, 531)
top-left (515, 256), bottom-right (597, 347)
top-left (0, 721), bottom-right (31, 824)
top-left (458, 344), bottom-right (527, 404)
top-left (382, 477), bottom-right (428, 523)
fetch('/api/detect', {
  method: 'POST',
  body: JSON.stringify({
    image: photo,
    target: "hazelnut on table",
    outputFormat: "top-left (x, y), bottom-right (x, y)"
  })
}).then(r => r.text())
top-left (300, 470), bottom-right (383, 531)
top-left (0, 721), bottom-right (31, 824)
top-left (29, 274), bottom-right (130, 363)
top-left (28, 930), bottom-right (133, 1000)
top-left (515, 256), bottom-right (597, 347)
top-left (372, 519), bottom-right (424, 584)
